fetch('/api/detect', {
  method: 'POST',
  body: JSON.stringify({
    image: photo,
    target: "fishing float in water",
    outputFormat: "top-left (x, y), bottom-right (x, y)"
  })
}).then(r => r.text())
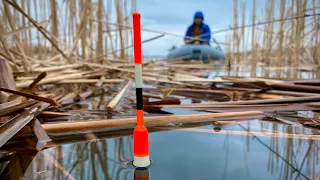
top-left (132, 12), bottom-right (151, 168)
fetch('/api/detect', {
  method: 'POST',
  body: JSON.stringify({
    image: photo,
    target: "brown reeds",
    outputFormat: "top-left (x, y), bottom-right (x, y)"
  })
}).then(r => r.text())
top-left (229, 0), bottom-right (320, 78)
top-left (0, 0), bottom-right (135, 71)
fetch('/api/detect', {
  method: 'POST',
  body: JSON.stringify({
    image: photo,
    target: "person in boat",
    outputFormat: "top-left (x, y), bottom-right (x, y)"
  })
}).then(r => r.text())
top-left (184, 11), bottom-right (211, 45)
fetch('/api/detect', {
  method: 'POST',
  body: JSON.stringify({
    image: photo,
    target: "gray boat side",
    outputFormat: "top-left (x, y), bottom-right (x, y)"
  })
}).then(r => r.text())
top-left (167, 44), bottom-right (226, 63)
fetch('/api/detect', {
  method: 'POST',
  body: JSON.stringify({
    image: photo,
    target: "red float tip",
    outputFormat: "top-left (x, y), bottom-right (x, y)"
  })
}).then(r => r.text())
top-left (133, 12), bottom-right (141, 18)
top-left (132, 12), bottom-right (142, 65)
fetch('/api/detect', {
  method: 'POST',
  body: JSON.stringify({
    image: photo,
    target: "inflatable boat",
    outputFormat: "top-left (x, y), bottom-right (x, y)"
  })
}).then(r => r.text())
top-left (167, 44), bottom-right (226, 63)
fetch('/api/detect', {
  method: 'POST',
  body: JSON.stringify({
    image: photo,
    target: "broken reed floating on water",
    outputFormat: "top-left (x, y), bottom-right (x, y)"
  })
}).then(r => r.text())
top-left (155, 95), bottom-right (320, 108)
top-left (0, 102), bottom-right (50, 148)
top-left (40, 111), bottom-right (263, 133)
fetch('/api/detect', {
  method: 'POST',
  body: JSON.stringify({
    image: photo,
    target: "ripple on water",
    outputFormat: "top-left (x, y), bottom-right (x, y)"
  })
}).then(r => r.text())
top-left (124, 160), bottom-right (153, 169)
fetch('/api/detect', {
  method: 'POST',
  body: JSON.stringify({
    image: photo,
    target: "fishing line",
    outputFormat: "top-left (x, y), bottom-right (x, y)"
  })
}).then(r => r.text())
top-left (201, 13), bottom-right (320, 37)
top-left (237, 123), bottom-right (310, 180)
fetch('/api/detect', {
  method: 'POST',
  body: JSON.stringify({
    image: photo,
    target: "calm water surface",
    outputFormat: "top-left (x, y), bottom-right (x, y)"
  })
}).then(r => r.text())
top-left (0, 120), bottom-right (317, 180)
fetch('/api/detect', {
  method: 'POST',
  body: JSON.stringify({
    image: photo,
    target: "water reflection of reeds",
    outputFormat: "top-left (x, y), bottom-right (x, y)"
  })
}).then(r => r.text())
top-left (13, 134), bottom-right (132, 179)
top-left (241, 121), bottom-right (320, 180)
top-left (1, 120), bottom-right (318, 179)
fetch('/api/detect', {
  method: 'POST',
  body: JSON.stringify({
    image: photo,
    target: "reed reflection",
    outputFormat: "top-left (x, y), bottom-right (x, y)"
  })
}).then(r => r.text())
top-left (0, 121), bottom-right (319, 180)
top-left (241, 121), bottom-right (320, 180)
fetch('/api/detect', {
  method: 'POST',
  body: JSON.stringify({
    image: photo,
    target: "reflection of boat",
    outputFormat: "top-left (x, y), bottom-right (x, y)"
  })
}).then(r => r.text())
top-left (167, 44), bottom-right (226, 63)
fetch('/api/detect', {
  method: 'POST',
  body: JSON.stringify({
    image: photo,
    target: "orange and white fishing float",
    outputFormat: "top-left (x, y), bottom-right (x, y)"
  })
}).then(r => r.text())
top-left (132, 12), bottom-right (150, 168)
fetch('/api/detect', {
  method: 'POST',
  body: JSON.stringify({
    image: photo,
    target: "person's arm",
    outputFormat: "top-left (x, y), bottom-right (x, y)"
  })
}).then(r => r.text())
top-left (201, 25), bottom-right (211, 43)
top-left (184, 26), bottom-right (192, 44)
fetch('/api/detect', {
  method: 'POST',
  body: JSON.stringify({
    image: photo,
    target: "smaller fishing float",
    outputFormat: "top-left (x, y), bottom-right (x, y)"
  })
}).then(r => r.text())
top-left (132, 12), bottom-right (151, 168)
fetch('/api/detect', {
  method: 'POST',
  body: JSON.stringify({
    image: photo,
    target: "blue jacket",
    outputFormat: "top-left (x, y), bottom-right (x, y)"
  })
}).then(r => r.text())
top-left (184, 23), bottom-right (211, 43)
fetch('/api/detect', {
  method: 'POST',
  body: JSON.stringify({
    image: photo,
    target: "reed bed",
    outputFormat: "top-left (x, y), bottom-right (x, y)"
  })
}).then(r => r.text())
top-left (229, 0), bottom-right (320, 78)
top-left (0, 0), bottom-right (135, 73)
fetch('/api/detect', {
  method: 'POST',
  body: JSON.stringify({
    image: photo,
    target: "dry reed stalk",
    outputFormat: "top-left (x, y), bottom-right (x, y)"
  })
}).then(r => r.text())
top-left (42, 111), bottom-right (264, 133)
top-left (225, 34), bottom-right (230, 71)
top-left (9, 49), bottom-right (43, 63)
top-left (41, 0), bottom-right (47, 59)
top-left (294, 0), bottom-right (302, 77)
top-left (88, 1), bottom-right (94, 59)
top-left (107, 80), bottom-right (132, 109)
top-left (4, 0), bottom-right (71, 64)
top-left (32, 64), bottom-right (84, 72)
top-left (265, 0), bottom-right (275, 77)
top-left (80, 0), bottom-right (89, 61)
top-left (62, 29), bottom-right (84, 62)
top-left (3, 1), bottom-right (30, 72)
top-left (240, 0), bottom-right (246, 63)
top-left (29, 119), bottom-right (52, 150)
top-left (55, 79), bottom-right (123, 84)
top-left (33, 0), bottom-right (42, 59)
top-left (314, 0), bottom-right (320, 65)
top-left (300, 0), bottom-right (308, 47)
top-left (233, 0), bottom-right (239, 65)
top-left (0, 30), bottom-right (18, 69)
top-left (50, 0), bottom-right (59, 56)
top-left (0, 87), bottom-right (58, 106)
top-left (276, 0), bottom-right (286, 77)
top-left (0, 52), bottom-right (11, 64)
top-left (21, 0), bottom-right (28, 56)
top-left (0, 99), bottom-right (23, 111)
top-left (106, 0), bottom-right (116, 57)
top-left (158, 95), bottom-right (320, 108)
top-left (288, 0), bottom-right (295, 77)
top-left (251, 0), bottom-right (256, 76)
top-left (97, 0), bottom-right (103, 64)
top-left (15, 72), bottom-right (87, 88)
top-left (124, 0), bottom-right (130, 59)
top-left (40, 27), bottom-right (83, 62)
top-left (0, 102), bottom-right (50, 148)
top-left (26, 0), bottom-right (34, 58)
top-left (63, 1), bottom-right (68, 45)
top-left (115, 0), bottom-right (125, 59)
top-left (68, 0), bottom-right (75, 48)
top-left (0, 59), bottom-right (16, 103)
